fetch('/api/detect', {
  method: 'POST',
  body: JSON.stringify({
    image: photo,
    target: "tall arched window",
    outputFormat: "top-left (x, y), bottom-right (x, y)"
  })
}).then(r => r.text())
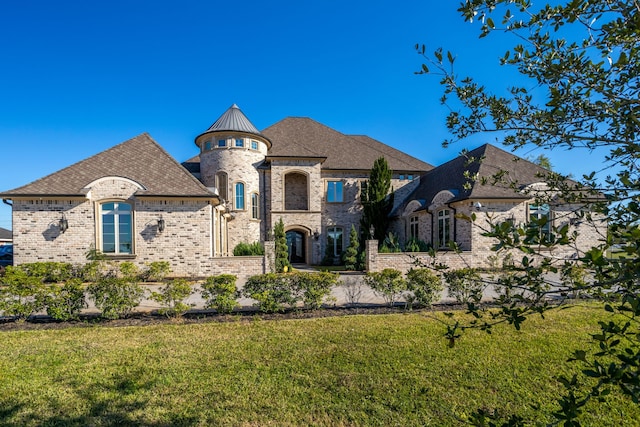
top-left (100, 202), bottom-right (133, 254)
top-left (215, 172), bottom-right (228, 202)
top-left (234, 182), bottom-right (245, 210)
top-left (251, 193), bottom-right (259, 219)
top-left (437, 209), bottom-right (451, 248)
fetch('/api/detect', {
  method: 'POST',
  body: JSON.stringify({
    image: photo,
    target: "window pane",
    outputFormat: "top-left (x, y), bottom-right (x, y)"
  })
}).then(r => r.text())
top-left (235, 183), bottom-right (245, 210)
top-left (251, 193), bottom-right (259, 219)
top-left (118, 213), bottom-right (132, 254)
top-left (251, 141), bottom-right (258, 150)
top-left (327, 181), bottom-right (343, 202)
top-left (235, 138), bottom-right (244, 147)
top-left (102, 214), bottom-right (115, 253)
top-left (218, 139), bottom-right (226, 147)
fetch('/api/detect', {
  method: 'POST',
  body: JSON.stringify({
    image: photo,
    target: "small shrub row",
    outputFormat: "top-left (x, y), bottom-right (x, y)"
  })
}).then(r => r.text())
top-left (364, 267), bottom-right (444, 308)
top-left (243, 271), bottom-right (339, 312)
top-left (363, 267), bottom-right (486, 308)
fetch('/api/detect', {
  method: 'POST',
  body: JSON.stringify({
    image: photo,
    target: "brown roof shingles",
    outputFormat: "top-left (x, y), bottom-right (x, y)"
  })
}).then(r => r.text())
top-left (262, 117), bottom-right (433, 172)
top-left (402, 144), bottom-right (555, 211)
top-left (0, 133), bottom-right (216, 198)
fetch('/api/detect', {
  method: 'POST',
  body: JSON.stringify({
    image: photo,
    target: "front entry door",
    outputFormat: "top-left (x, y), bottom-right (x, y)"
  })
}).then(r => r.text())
top-left (286, 230), bottom-right (306, 264)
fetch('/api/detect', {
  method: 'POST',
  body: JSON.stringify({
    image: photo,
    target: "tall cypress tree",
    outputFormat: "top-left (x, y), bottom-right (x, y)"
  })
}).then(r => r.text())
top-left (360, 157), bottom-right (394, 245)
top-left (273, 218), bottom-right (290, 273)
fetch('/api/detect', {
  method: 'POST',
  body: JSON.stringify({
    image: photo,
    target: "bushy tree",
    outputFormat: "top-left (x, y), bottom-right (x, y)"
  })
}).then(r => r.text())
top-left (201, 274), bottom-right (239, 314)
top-left (360, 157), bottom-right (394, 244)
top-left (364, 268), bottom-right (406, 307)
top-left (417, 0), bottom-right (640, 424)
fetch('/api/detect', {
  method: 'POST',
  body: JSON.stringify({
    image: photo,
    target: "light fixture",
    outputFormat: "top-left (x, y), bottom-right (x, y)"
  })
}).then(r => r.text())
top-left (313, 229), bottom-right (320, 240)
top-left (369, 225), bottom-right (375, 238)
top-left (157, 217), bottom-right (165, 233)
top-left (59, 214), bottom-right (68, 233)
top-left (473, 201), bottom-right (482, 211)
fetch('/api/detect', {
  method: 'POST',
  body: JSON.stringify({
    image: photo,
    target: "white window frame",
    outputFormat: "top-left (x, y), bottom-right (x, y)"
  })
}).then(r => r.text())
top-left (437, 209), bottom-right (451, 248)
top-left (99, 201), bottom-right (134, 255)
top-left (327, 226), bottom-right (344, 257)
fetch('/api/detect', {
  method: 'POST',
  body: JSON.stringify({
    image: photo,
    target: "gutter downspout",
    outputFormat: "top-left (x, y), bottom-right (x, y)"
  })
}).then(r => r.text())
top-left (2, 199), bottom-right (12, 207)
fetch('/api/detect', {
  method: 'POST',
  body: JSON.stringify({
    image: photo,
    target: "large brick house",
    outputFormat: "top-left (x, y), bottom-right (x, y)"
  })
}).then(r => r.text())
top-left (0, 105), bottom-right (605, 276)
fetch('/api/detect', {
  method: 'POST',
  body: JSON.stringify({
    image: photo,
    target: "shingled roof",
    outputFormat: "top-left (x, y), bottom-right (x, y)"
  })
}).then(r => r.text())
top-left (0, 133), bottom-right (217, 199)
top-left (262, 117), bottom-right (433, 172)
top-left (0, 227), bottom-right (11, 241)
top-left (402, 144), bottom-right (553, 208)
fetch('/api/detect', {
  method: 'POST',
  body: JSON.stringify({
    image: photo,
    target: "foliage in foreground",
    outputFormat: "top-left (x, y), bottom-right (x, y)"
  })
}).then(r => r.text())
top-left (149, 278), bottom-right (195, 318)
top-left (416, 0), bottom-right (640, 424)
top-left (87, 276), bottom-right (144, 320)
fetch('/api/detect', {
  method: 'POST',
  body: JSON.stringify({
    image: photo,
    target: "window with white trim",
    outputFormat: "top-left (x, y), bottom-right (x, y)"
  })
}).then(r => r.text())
top-left (251, 140), bottom-right (259, 150)
top-left (234, 182), bottom-right (245, 210)
top-left (217, 139), bottom-right (226, 147)
top-left (437, 209), bottom-right (451, 248)
top-left (251, 193), bottom-right (259, 219)
top-left (235, 138), bottom-right (244, 147)
top-left (410, 216), bottom-right (419, 239)
top-left (528, 203), bottom-right (552, 241)
top-left (100, 202), bottom-right (133, 254)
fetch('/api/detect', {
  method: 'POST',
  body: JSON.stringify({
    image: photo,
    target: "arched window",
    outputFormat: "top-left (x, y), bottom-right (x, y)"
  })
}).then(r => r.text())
top-left (251, 193), bottom-right (259, 219)
top-left (100, 202), bottom-right (133, 254)
top-left (234, 182), bottom-right (245, 210)
top-left (437, 209), bottom-right (451, 248)
top-left (410, 216), bottom-right (419, 239)
top-left (215, 172), bottom-right (228, 202)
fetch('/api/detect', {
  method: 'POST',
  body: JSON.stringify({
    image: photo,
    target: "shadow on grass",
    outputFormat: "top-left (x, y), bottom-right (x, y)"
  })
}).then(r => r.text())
top-left (0, 369), bottom-right (201, 427)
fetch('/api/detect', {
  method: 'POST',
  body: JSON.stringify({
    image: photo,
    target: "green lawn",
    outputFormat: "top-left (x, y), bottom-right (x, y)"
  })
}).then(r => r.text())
top-left (1, 305), bottom-right (638, 426)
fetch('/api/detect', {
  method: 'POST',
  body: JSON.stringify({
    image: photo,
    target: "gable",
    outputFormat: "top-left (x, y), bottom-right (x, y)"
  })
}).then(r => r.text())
top-left (0, 134), bottom-right (217, 199)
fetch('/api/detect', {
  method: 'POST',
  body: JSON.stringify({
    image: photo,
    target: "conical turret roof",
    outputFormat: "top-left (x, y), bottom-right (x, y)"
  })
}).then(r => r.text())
top-left (205, 104), bottom-right (261, 134)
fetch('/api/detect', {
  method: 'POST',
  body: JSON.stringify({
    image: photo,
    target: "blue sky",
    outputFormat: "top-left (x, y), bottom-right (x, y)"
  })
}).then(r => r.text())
top-left (0, 1), bottom-right (603, 230)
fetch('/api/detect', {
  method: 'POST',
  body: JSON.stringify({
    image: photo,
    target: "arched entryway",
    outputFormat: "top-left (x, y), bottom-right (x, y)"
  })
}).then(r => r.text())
top-left (286, 230), bottom-right (306, 264)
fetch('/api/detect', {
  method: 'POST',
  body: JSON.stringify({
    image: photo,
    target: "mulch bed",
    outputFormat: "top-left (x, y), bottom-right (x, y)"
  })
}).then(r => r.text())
top-left (0, 303), bottom-right (468, 332)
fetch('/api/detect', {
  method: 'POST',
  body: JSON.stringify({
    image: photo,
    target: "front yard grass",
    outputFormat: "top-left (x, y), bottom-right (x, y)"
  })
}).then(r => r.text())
top-left (1, 304), bottom-right (638, 426)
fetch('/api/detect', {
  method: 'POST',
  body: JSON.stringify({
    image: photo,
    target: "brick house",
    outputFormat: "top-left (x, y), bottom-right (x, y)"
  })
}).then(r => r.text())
top-left (0, 105), bottom-right (604, 276)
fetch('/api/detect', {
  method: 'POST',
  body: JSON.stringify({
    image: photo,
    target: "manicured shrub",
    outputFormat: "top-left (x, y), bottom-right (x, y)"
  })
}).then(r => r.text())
top-left (201, 274), bottom-right (239, 314)
top-left (290, 271), bottom-right (339, 309)
top-left (150, 278), bottom-right (194, 318)
top-left (78, 261), bottom-right (104, 283)
top-left (233, 242), bottom-right (265, 256)
top-left (406, 268), bottom-right (443, 308)
top-left (243, 273), bottom-right (295, 313)
top-left (87, 276), bottom-right (144, 319)
top-left (142, 261), bottom-right (171, 282)
top-left (342, 225), bottom-right (360, 270)
top-left (44, 279), bottom-right (87, 321)
top-left (20, 262), bottom-right (73, 283)
top-left (0, 266), bottom-right (46, 320)
top-left (364, 268), bottom-right (407, 307)
top-left (444, 268), bottom-right (484, 304)
top-left (119, 262), bottom-right (140, 280)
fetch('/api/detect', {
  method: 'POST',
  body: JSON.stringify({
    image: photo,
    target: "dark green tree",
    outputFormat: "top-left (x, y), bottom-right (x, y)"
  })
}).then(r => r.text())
top-left (342, 224), bottom-right (360, 270)
top-left (360, 157), bottom-right (394, 244)
top-left (417, 0), bottom-right (640, 425)
top-left (273, 218), bottom-right (291, 273)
